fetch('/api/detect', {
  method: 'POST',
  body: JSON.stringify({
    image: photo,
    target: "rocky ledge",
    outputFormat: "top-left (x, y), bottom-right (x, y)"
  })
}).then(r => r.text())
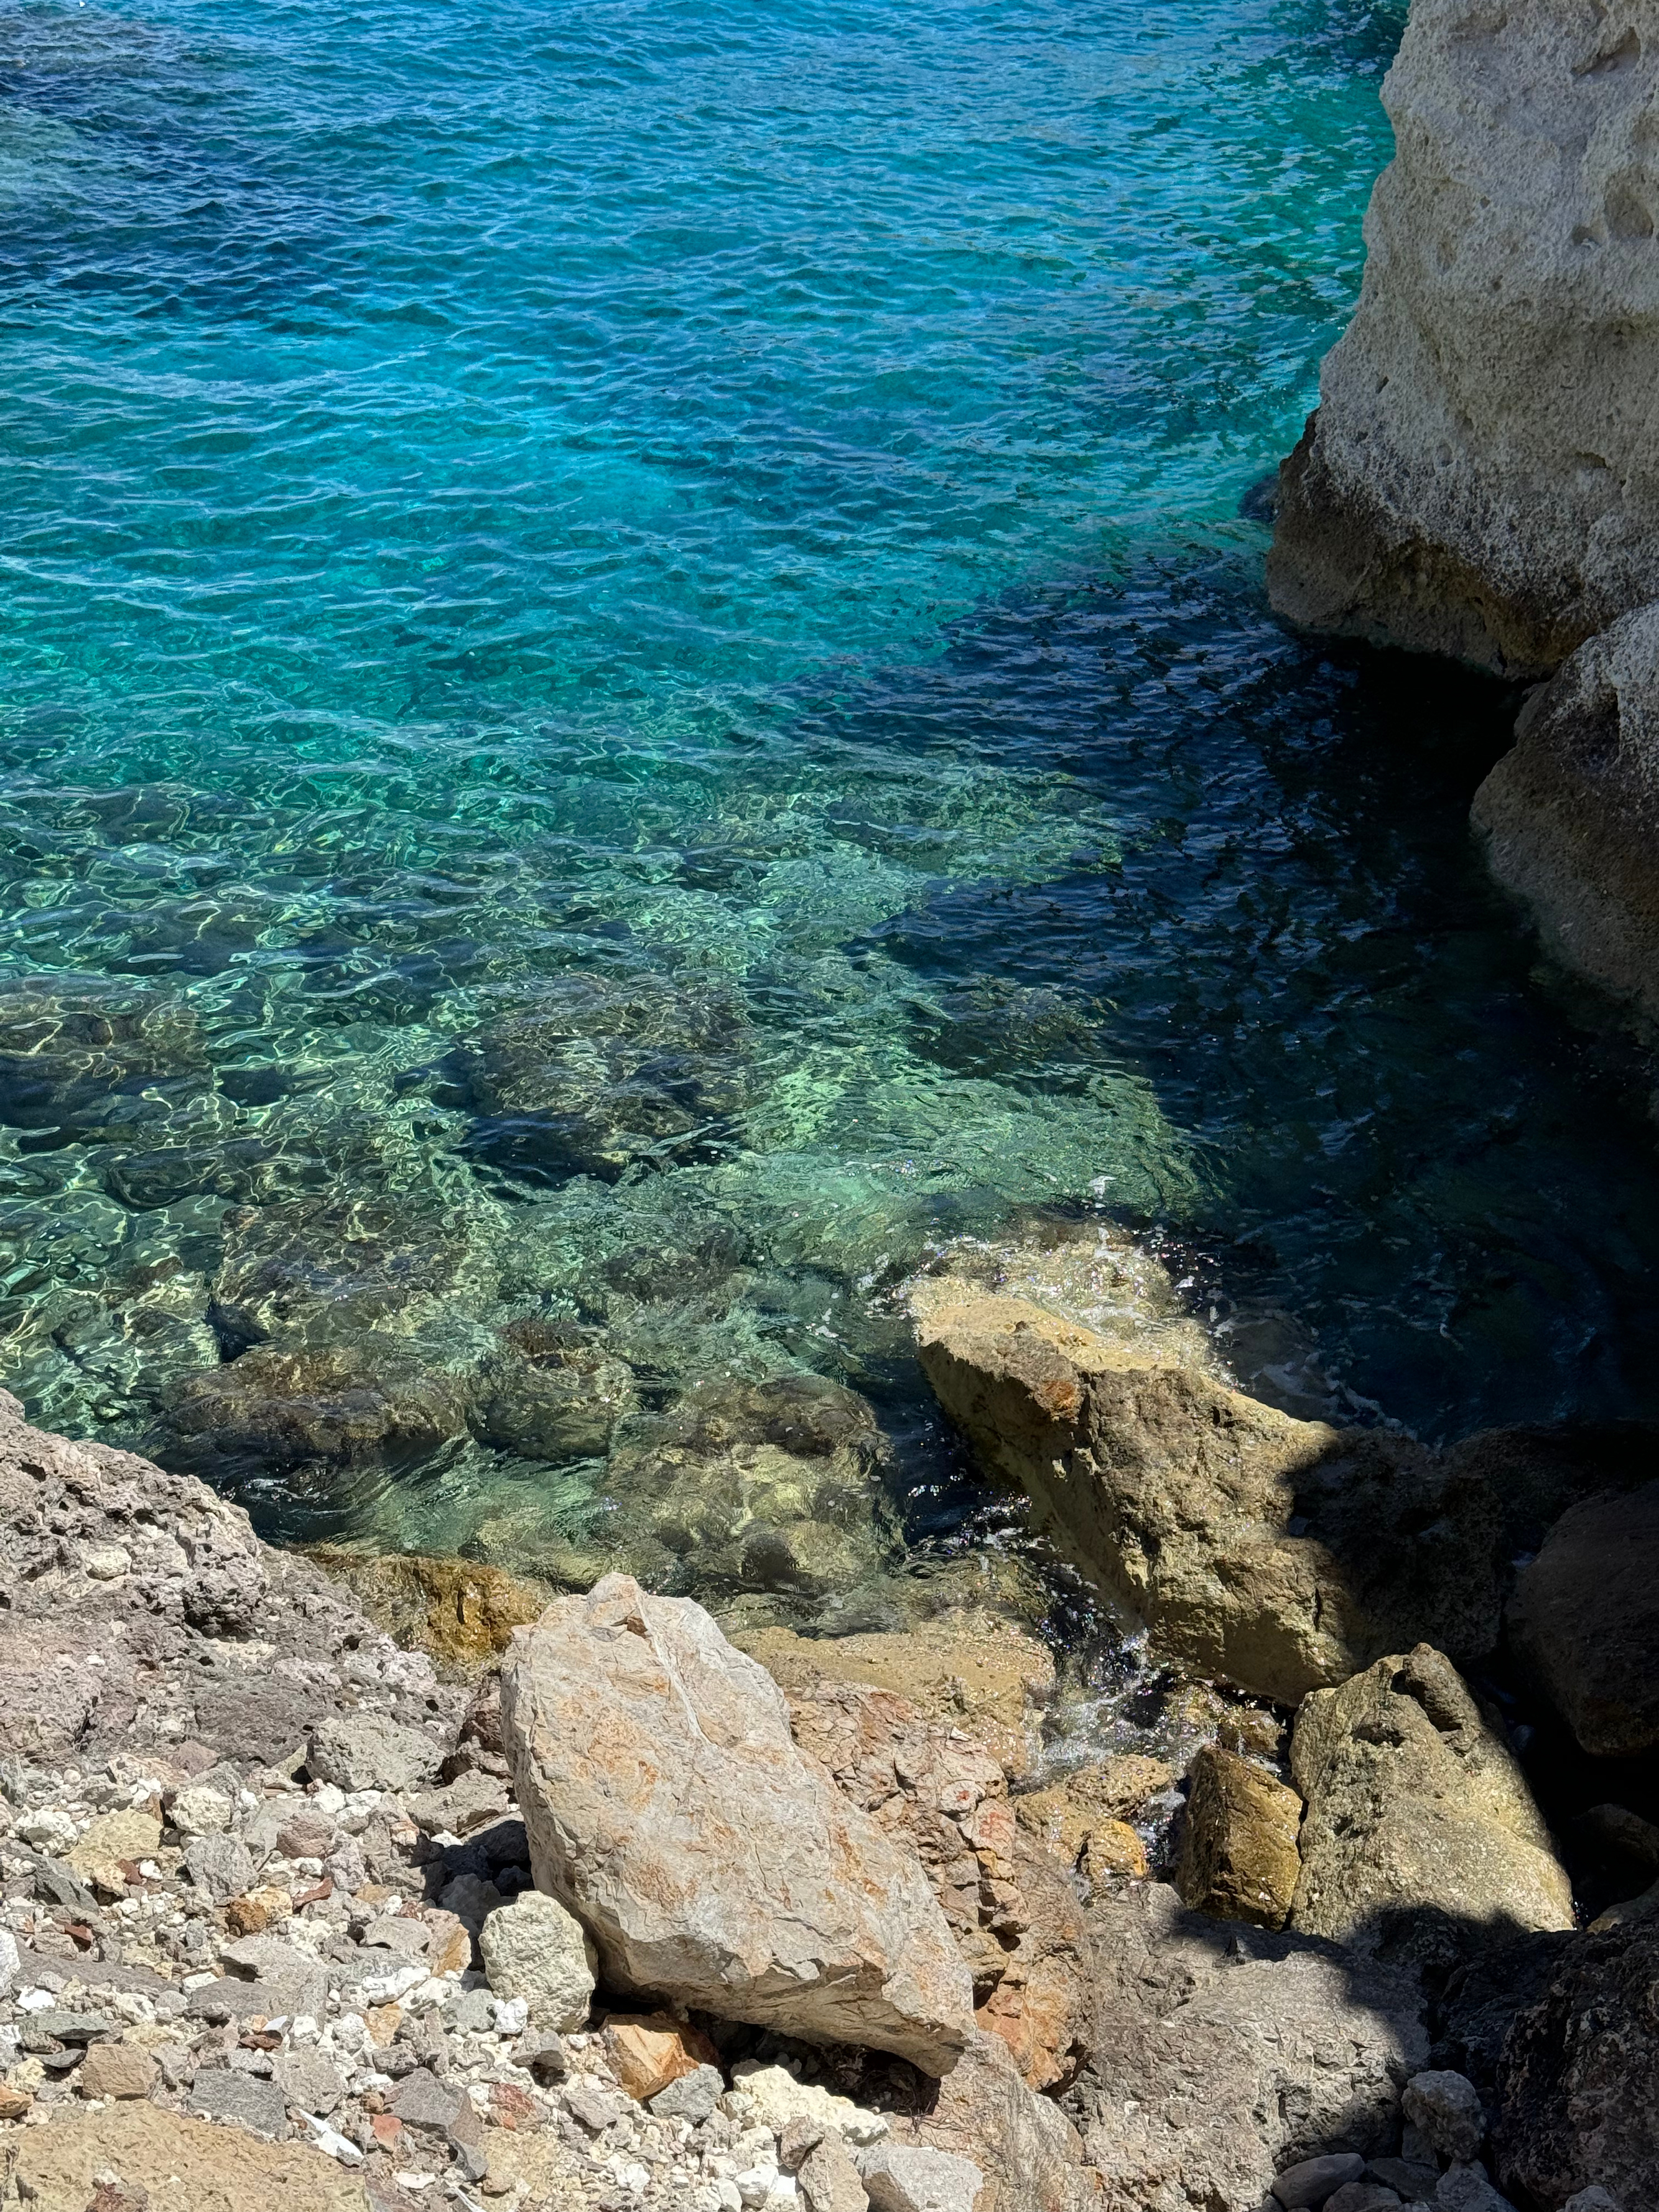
top-left (1, 1329), bottom-right (1656, 2212)
top-left (1264, 0), bottom-right (1659, 1031)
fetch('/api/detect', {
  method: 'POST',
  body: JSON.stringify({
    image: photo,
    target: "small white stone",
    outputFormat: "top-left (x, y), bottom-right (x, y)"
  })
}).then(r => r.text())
top-left (83, 1544), bottom-right (131, 1581)
top-left (17, 1987), bottom-right (55, 2014)
top-left (736, 2167), bottom-right (779, 2208)
top-left (16, 1807), bottom-right (78, 1852)
top-left (170, 1785), bottom-right (233, 1838)
top-left (311, 1783), bottom-right (347, 1818)
top-left (491, 1996), bottom-right (529, 2036)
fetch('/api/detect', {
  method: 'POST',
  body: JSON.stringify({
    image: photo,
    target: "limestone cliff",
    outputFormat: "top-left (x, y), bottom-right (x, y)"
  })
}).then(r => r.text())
top-left (1267, 0), bottom-right (1659, 679)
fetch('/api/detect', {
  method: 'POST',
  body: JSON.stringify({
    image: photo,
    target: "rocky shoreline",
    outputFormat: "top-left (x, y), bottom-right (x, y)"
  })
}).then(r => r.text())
top-left (2, 1197), bottom-right (1655, 2212)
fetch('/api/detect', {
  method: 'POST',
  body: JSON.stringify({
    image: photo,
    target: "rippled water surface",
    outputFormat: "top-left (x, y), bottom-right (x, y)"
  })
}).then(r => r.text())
top-left (5, 0), bottom-right (1659, 1627)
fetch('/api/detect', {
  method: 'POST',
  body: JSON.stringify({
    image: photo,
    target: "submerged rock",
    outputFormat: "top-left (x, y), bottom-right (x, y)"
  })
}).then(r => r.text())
top-left (595, 1370), bottom-right (900, 1607)
top-left (499, 1573), bottom-right (975, 2073)
top-left (1508, 1477), bottom-right (1659, 1760)
top-left (1266, 0), bottom-right (1659, 677)
top-left (914, 1285), bottom-right (1500, 1703)
top-left (1288, 1645), bottom-right (1573, 1966)
top-left (1474, 603), bottom-right (1659, 1020)
top-left (453, 969), bottom-right (751, 1183)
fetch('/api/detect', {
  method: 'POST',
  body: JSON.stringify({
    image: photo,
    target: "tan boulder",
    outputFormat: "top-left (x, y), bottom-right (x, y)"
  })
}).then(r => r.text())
top-left (1176, 1746), bottom-right (1301, 1931)
top-left (737, 1607), bottom-right (1054, 1780)
top-left (914, 1286), bottom-right (1500, 1703)
top-left (7, 2096), bottom-right (370, 2209)
top-left (500, 1574), bottom-right (974, 2073)
top-left (1289, 1644), bottom-right (1573, 1964)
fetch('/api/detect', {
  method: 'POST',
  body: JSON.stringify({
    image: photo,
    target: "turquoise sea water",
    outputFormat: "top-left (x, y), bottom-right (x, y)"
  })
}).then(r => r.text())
top-left (5, 0), bottom-right (1659, 1613)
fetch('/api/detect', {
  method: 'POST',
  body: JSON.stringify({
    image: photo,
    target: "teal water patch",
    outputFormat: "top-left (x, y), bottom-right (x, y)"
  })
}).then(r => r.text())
top-left (5, 0), bottom-right (1659, 1624)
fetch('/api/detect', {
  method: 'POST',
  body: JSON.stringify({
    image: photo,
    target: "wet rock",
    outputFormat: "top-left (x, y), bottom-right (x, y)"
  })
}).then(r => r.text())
top-left (1265, 0), bottom-right (1659, 679)
top-left (1403, 2071), bottom-right (1485, 2166)
top-left (738, 1606), bottom-right (1055, 1781)
top-left (500, 1572), bottom-right (975, 2073)
top-left (476, 1887), bottom-right (596, 2031)
top-left (308, 1545), bottom-right (552, 1678)
top-left (1507, 1480), bottom-right (1659, 1757)
top-left (1071, 1880), bottom-right (1426, 2210)
top-left (454, 969), bottom-right (751, 1183)
top-left (1288, 1645), bottom-right (1573, 1967)
top-left (162, 1336), bottom-right (474, 1490)
top-left (207, 1190), bottom-right (498, 1345)
top-left (1474, 606), bottom-right (1659, 1020)
top-left (913, 1288), bottom-right (1501, 1703)
top-left (1489, 1916), bottom-right (1659, 2211)
top-left (306, 1711), bottom-right (444, 1793)
top-left (1012, 1755), bottom-right (1174, 1874)
top-left (1177, 1745), bottom-right (1302, 1931)
top-left (473, 1318), bottom-right (636, 1462)
top-left (0, 985), bottom-right (210, 1143)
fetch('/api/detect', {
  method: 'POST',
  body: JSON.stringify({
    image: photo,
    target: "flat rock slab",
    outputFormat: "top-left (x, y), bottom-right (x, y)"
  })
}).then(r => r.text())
top-left (187, 2067), bottom-right (292, 2140)
top-left (8, 2098), bottom-right (369, 2210)
top-left (500, 1574), bottom-right (974, 2074)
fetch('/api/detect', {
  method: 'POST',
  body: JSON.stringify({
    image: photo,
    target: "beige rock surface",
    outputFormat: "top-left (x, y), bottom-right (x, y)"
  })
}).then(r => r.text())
top-left (2, 2098), bottom-right (371, 2210)
top-left (737, 1608), bottom-right (1055, 1780)
top-left (1267, 0), bottom-right (1659, 677)
top-left (881, 2026), bottom-right (1102, 2212)
top-left (1073, 1881), bottom-right (1427, 2211)
top-left (1474, 603), bottom-right (1659, 1019)
top-left (1176, 1745), bottom-right (1302, 1931)
top-left (499, 1573), bottom-right (974, 2073)
top-left (914, 1286), bottom-right (1500, 1702)
top-left (306, 1546), bottom-right (554, 1678)
top-left (1289, 1644), bottom-right (1573, 1963)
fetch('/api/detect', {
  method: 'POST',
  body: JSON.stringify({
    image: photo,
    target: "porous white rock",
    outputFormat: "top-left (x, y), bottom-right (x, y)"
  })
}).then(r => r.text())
top-left (1268, 0), bottom-right (1659, 678)
top-left (500, 1574), bottom-right (975, 2073)
top-left (730, 2061), bottom-right (889, 2148)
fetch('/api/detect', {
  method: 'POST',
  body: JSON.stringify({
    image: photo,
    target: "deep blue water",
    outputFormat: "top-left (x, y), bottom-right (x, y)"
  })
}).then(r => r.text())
top-left (4, 0), bottom-right (1659, 1608)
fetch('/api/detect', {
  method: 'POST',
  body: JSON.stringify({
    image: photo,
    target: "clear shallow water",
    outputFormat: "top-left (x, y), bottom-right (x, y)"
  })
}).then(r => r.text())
top-left (4, 0), bottom-right (1659, 1625)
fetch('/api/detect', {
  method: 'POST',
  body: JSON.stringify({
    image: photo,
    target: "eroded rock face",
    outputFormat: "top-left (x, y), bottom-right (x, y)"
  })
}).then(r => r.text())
top-left (1266, 0), bottom-right (1659, 678)
top-left (1508, 1479), bottom-right (1659, 1759)
top-left (498, 1574), bottom-right (975, 2073)
top-left (0, 1390), bottom-right (459, 1769)
top-left (1490, 1917), bottom-right (1659, 2211)
top-left (914, 1287), bottom-right (1500, 1703)
top-left (1069, 1882), bottom-right (1427, 2211)
top-left (309, 1546), bottom-right (554, 1678)
top-left (1289, 1645), bottom-right (1573, 1966)
top-left (1474, 603), bottom-right (1659, 1020)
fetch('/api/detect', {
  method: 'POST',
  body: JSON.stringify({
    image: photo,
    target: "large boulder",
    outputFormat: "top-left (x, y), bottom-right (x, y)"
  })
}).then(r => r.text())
top-left (1474, 604), bottom-right (1659, 1020)
top-left (914, 1286), bottom-right (1500, 1703)
top-left (1508, 1479), bottom-right (1659, 1757)
top-left (881, 2027), bottom-right (1102, 2212)
top-left (1489, 1917), bottom-right (1659, 2210)
top-left (1070, 1882), bottom-right (1428, 2211)
top-left (1266, 0), bottom-right (1659, 679)
top-left (498, 1574), bottom-right (975, 2073)
top-left (1288, 1645), bottom-right (1573, 1967)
